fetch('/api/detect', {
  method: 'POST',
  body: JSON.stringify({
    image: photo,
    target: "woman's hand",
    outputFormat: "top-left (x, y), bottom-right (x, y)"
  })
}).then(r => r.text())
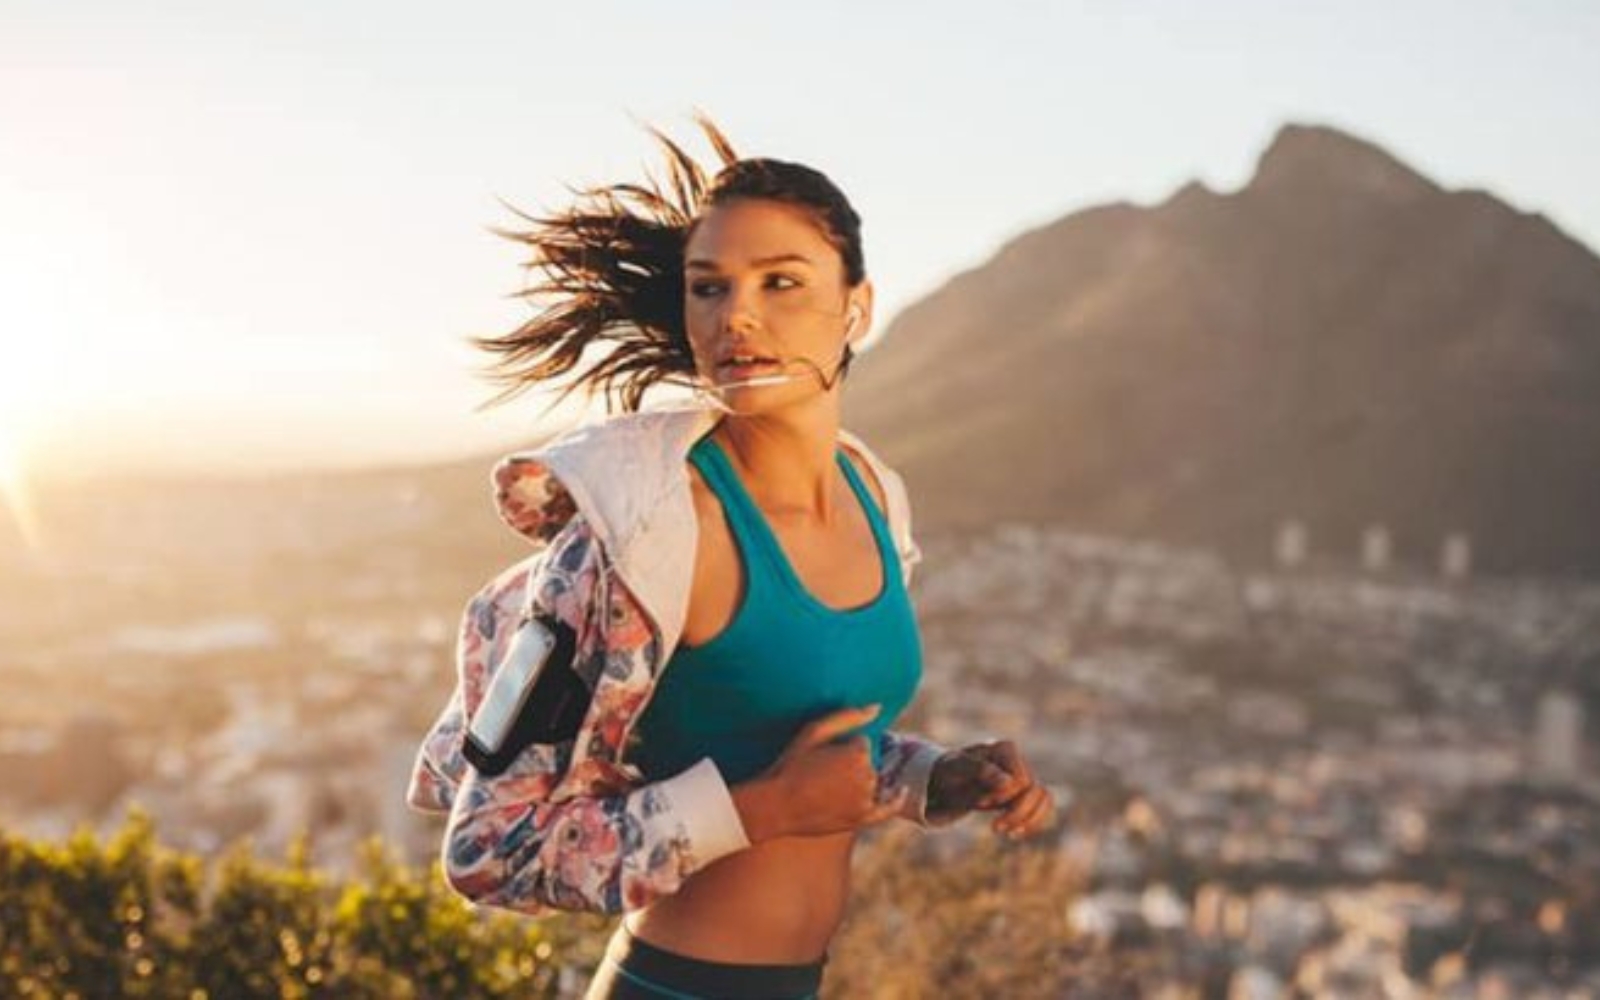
top-left (732, 704), bottom-right (909, 843)
top-left (928, 740), bottom-right (1057, 839)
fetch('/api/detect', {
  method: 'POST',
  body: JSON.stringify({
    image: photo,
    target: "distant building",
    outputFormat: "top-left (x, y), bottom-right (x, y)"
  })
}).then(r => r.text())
top-left (1276, 519), bottom-right (1308, 569)
top-left (1361, 525), bottom-right (1391, 573)
top-left (1229, 965), bottom-right (1286, 1000)
top-left (1192, 882), bottom-right (1250, 940)
top-left (1534, 689), bottom-right (1584, 782)
top-left (1440, 533), bottom-right (1472, 580)
top-left (1068, 890), bottom-right (1148, 945)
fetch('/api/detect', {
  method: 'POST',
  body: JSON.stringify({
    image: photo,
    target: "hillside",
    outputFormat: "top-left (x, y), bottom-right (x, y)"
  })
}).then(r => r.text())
top-left (846, 124), bottom-right (1600, 578)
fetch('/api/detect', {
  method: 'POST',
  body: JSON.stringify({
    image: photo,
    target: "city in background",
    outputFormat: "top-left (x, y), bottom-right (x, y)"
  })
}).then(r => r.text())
top-left (2, 461), bottom-right (1597, 997)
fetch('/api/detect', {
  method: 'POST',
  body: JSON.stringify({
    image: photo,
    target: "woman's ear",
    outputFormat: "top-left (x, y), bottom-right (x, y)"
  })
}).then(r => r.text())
top-left (846, 281), bottom-right (875, 346)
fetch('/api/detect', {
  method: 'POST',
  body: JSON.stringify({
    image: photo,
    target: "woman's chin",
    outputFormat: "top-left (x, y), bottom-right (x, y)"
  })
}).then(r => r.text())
top-left (713, 384), bottom-right (834, 417)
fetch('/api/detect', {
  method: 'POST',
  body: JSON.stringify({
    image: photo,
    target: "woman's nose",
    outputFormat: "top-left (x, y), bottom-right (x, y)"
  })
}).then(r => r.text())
top-left (721, 286), bottom-right (763, 335)
top-left (724, 309), bottom-right (760, 337)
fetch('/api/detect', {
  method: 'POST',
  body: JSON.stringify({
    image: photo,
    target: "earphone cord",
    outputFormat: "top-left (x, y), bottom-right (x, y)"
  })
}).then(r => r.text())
top-left (782, 344), bottom-right (854, 390)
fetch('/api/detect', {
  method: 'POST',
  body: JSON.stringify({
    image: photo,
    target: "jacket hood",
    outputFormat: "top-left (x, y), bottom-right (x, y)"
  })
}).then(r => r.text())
top-left (491, 404), bottom-right (717, 552)
top-left (490, 405), bottom-right (716, 649)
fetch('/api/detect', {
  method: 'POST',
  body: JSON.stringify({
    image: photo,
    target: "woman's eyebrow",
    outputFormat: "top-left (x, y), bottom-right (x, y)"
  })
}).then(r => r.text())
top-left (685, 253), bottom-right (816, 271)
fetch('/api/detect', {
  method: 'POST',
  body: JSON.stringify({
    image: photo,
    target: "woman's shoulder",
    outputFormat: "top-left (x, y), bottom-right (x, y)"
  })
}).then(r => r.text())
top-left (838, 444), bottom-right (889, 514)
top-left (837, 428), bottom-right (923, 581)
top-left (836, 429), bottom-right (907, 512)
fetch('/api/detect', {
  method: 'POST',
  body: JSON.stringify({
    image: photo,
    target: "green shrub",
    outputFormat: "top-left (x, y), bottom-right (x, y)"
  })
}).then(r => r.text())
top-left (0, 810), bottom-right (604, 1000)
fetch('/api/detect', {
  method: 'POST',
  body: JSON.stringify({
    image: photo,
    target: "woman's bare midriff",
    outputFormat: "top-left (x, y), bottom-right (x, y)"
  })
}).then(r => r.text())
top-left (623, 829), bottom-right (857, 964)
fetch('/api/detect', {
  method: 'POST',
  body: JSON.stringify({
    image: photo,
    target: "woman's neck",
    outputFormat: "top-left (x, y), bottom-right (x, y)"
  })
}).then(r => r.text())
top-left (713, 403), bottom-right (846, 524)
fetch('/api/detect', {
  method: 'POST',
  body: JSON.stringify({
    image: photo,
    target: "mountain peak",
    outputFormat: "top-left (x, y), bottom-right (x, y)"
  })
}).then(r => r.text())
top-left (1248, 123), bottom-right (1438, 202)
top-left (850, 122), bottom-right (1600, 577)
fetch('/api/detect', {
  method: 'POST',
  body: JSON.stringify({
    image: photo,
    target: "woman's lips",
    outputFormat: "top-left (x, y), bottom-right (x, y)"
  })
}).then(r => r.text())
top-left (718, 358), bottom-right (782, 378)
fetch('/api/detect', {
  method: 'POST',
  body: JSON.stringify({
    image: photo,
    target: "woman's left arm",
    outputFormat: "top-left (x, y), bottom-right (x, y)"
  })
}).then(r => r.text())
top-left (856, 450), bottom-right (1055, 835)
top-left (925, 739), bottom-right (1058, 838)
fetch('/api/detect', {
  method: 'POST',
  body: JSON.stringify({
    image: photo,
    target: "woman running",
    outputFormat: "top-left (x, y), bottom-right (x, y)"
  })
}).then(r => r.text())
top-left (408, 117), bottom-right (1056, 1000)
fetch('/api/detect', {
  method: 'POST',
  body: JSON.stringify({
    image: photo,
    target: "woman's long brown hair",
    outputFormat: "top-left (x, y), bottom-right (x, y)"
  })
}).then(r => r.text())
top-left (472, 115), bottom-right (866, 414)
top-left (470, 114), bottom-right (739, 414)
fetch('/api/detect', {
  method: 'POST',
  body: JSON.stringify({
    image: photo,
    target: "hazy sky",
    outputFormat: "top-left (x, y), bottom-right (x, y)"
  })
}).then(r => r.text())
top-left (3, 0), bottom-right (1598, 482)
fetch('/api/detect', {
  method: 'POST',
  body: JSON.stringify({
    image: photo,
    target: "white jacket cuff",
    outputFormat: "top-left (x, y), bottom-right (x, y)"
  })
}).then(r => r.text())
top-left (662, 757), bottom-right (752, 867)
top-left (902, 743), bottom-right (960, 827)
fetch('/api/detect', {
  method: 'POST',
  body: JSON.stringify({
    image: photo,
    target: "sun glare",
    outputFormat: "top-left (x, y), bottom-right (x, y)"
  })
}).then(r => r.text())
top-left (0, 424), bottom-right (39, 553)
top-left (0, 423), bottom-right (28, 506)
top-left (0, 337), bottom-right (61, 552)
top-left (0, 423), bottom-right (20, 479)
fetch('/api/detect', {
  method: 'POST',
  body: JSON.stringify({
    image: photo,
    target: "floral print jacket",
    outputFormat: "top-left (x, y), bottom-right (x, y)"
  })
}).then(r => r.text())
top-left (406, 404), bottom-right (952, 916)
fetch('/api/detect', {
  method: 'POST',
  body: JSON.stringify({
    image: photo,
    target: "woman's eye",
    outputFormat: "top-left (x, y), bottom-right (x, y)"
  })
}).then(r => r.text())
top-left (688, 280), bottom-right (726, 298)
top-left (766, 274), bottom-right (801, 291)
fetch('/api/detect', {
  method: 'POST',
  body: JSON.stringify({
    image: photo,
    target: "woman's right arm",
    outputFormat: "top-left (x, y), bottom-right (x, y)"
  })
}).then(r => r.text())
top-left (443, 741), bottom-right (751, 915)
top-left (730, 704), bottom-right (912, 842)
top-left (408, 516), bottom-right (753, 916)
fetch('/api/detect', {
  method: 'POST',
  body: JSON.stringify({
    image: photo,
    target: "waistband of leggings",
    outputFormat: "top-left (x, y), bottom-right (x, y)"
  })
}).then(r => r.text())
top-left (604, 921), bottom-right (827, 998)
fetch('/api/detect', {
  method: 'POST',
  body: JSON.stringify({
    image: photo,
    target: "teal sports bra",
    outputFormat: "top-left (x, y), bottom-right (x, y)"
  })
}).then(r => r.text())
top-left (629, 433), bottom-right (924, 786)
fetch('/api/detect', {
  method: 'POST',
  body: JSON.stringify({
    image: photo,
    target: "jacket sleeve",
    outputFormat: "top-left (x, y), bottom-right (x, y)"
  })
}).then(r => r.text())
top-left (406, 567), bottom-right (507, 816)
top-left (409, 515), bottom-right (751, 915)
top-left (877, 729), bottom-right (963, 828)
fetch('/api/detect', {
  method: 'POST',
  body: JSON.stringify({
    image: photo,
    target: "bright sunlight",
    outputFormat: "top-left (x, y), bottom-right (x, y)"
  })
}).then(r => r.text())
top-left (0, 334), bottom-right (62, 552)
top-left (1, 175), bottom-right (82, 552)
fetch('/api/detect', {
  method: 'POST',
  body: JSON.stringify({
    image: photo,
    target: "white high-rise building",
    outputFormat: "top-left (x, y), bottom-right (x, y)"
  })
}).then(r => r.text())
top-left (1441, 533), bottom-right (1472, 580)
top-left (1276, 519), bottom-right (1308, 569)
top-left (1361, 525), bottom-right (1391, 573)
top-left (1534, 689), bottom-right (1585, 782)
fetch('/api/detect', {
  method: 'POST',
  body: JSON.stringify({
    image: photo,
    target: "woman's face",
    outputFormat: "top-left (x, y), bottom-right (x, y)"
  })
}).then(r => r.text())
top-left (683, 198), bottom-right (869, 410)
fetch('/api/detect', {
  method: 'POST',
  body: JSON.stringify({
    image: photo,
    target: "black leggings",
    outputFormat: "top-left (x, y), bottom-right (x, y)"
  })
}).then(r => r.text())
top-left (582, 921), bottom-right (827, 1000)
